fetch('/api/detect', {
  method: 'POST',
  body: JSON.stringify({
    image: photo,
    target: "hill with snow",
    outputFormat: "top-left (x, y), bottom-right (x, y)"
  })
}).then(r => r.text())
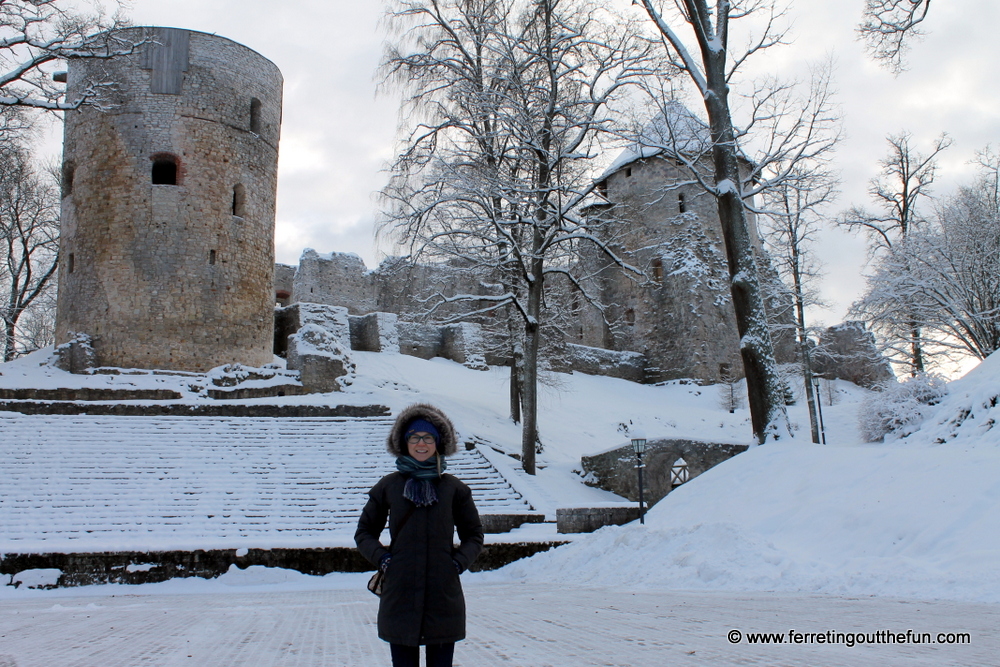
top-left (489, 353), bottom-right (1000, 604)
top-left (3, 347), bottom-right (999, 604)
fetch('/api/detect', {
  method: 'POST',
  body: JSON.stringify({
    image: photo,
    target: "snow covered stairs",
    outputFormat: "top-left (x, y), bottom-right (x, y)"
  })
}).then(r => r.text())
top-left (0, 414), bottom-right (540, 555)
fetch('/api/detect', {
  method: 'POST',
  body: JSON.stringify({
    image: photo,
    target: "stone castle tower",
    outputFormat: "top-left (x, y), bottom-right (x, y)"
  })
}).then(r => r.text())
top-left (55, 27), bottom-right (282, 371)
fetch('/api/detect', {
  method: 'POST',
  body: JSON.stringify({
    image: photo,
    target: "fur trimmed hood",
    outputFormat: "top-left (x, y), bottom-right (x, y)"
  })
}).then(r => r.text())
top-left (386, 403), bottom-right (459, 457)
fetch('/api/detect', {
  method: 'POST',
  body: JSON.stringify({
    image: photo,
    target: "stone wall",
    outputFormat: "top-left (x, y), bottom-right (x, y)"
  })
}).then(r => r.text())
top-left (579, 154), bottom-right (796, 383)
top-left (292, 250), bottom-right (375, 314)
top-left (812, 321), bottom-right (895, 389)
top-left (581, 438), bottom-right (748, 507)
top-left (56, 27), bottom-right (281, 372)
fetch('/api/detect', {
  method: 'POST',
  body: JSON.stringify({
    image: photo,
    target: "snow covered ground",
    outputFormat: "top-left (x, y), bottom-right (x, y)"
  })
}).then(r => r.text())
top-left (2, 347), bottom-right (999, 664)
top-left (2, 576), bottom-right (997, 666)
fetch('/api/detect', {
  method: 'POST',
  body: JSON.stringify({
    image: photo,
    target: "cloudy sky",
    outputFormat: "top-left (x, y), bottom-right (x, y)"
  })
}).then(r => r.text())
top-left (66, 0), bottom-right (998, 330)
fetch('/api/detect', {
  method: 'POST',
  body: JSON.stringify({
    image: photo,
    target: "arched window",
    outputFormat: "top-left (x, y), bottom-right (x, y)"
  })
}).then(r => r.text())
top-left (151, 153), bottom-right (180, 185)
top-left (250, 97), bottom-right (262, 134)
top-left (678, 192), bottom-right (687, 213)
top-left (62, 161), bottom-right (75, 197)
top-left (625, 308), bottom-right (636, 326)
top-left (232, 184), bottom-right (246, 217)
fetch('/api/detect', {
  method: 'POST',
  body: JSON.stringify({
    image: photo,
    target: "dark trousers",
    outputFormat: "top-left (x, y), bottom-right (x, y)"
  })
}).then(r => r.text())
top-left (389, 642), bottom-right (455, 667)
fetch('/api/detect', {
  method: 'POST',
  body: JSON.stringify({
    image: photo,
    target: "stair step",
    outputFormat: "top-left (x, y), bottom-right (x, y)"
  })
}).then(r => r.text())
top-left (0, 414), bottom-right (537, 552)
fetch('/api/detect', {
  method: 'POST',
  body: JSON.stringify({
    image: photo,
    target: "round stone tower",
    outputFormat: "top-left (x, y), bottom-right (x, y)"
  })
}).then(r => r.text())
top-left (55, 27), bottom-right (282, 371)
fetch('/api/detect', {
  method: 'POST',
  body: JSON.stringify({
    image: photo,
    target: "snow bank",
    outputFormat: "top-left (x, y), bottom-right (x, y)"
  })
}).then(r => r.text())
top-left (494, 440), bottom-right (1000, 602)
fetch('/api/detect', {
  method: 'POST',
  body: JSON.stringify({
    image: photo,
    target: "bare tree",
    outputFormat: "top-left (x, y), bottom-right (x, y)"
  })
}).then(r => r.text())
top-left (0, 141), bottom-right (59, 361)
top-left (633, 0), bottom-right (820, 443)
top-left (840, 132), bottom-right (951, 253)
top-left (381, 0), bottom-right (655, 472)
top-left (853, 148), bottom-right (1000, 366)
top-left (858, 0), bottom-right (932, 73)
top-left (841, 131), bottom-right (950, 374)
top-left (0, 0), bottom-right (142, 113)
top-left (759, 161), bottom-right (838, 441)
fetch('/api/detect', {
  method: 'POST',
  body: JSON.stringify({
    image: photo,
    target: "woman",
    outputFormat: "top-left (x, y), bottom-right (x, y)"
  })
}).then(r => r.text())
top-left (356, 403), bottom-right (484, 667)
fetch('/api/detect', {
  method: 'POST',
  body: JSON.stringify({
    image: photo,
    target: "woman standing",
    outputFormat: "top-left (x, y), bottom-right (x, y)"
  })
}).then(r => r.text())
top-left (356, 403), bottom-right (484, 667)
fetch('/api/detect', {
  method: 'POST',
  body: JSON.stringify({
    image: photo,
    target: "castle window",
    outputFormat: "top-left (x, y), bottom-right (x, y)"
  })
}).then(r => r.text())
top-left (68, 253), bottom-right (75, 274)
top-left (62, 161), bottom-right (75, 197)
top-left (209, 249), bottom-right (216, 265)
top-left (678, 192), bottom-right (687, 213)
top-left (596, 179), bottom-right (608, 198)
top-left (651, 258), bottom-right (663, 283)
top-left (625, 167), bottom-right (632, 178)
top-left (250, 98), bottom-right (262, 134)
top-left (232, 183), bottom-right (246, 217)
top-left (151, 153), bottom-right (180, 185)
top-left (625, 308), bottom-right (635, 326)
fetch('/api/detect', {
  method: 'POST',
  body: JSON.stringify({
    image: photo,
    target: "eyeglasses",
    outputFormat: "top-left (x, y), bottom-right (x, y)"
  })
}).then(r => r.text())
top-left (407, 434), bottom-right (437, 445)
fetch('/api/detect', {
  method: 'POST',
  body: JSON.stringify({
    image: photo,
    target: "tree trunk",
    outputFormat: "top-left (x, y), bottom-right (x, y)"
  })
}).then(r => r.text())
top-left (3, 319), bottom-right (16, 362)
top-left (909, 322), bottom-right (924, 375)
top-left (791, 254), bottom-right (821, 444)
top-left (703, 52), bottom-right (788, 443)
top-left (509, 354), bottom-right (522, 424)
top-left (519, 225), bottom-right (546, 475)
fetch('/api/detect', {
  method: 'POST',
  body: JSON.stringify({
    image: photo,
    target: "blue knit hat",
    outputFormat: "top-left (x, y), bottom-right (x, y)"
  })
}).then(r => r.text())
top-left (404, 418), bottom-right (440, 444)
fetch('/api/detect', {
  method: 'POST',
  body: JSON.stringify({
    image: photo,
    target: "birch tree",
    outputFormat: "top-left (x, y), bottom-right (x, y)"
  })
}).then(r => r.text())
top-left (381, 0), bottom-right (655, 472)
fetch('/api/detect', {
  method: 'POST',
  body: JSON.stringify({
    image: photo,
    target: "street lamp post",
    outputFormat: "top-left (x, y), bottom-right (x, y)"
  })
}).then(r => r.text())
top-left (631, 436), bottom-right (647, 525)
top-left (813, 377), bottom-right (827, 444)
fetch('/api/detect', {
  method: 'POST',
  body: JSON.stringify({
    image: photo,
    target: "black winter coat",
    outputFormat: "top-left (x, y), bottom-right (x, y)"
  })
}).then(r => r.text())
top-left (355, 471), bottom-right (484, 646)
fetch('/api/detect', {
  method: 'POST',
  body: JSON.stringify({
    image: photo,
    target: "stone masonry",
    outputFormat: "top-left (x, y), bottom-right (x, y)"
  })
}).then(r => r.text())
top-left (56, 27), bottom-right (282, 371)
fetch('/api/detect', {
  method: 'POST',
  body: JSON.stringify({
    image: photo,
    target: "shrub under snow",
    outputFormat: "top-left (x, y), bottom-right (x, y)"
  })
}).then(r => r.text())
top-left (857, 373), bottom-right (949, 442)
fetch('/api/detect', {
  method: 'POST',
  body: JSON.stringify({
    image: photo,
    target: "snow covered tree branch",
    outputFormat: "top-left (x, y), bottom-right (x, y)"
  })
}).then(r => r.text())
top-left (858, 0), bottom-right (932, 73)
top-left (0, 0), bottom-right (144, 114)
top-left (380, 0), bottom-right (656, 472)
top-left (853, 157), bottom-right (1000, 369)
top-left (0, 138), bottom-right (58, 361)
top-left (634, 0), bottom-right (798, 443)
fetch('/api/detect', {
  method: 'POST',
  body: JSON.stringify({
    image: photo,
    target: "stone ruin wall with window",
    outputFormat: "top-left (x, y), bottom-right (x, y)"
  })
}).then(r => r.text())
top-left (277, 156), bottom-right (799, 385)
top-left (278, 154), bottom-right (874, 387)
top-left (574, 155), bottom-right (795, 384)
top-left (55, 27), bottom-right (281, 371)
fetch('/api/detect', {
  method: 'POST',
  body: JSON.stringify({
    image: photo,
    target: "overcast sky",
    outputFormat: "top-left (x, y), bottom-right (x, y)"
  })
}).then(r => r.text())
top-left (66, 0), bottom-right (999, 333)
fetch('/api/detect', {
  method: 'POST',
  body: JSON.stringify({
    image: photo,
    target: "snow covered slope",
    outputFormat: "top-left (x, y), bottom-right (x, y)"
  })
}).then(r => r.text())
top-left (493, 353), bottom-right (1000, 604)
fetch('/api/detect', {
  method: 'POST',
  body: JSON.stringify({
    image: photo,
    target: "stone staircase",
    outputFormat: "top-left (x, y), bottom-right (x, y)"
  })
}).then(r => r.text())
top-left (1, 414), bottom-right (541, 556)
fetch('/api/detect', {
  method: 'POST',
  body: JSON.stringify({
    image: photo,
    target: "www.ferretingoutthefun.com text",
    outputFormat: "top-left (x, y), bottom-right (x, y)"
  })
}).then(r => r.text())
top-left (727, 629), bottom-right (971, 647)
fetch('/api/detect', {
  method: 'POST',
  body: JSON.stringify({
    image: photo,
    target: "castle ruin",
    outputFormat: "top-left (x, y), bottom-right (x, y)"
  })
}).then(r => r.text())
top-left (55, 27), bottom-right (282, 372)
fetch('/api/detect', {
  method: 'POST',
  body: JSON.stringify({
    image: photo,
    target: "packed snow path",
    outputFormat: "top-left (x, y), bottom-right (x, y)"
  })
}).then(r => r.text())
top-left (0, 415), bottom-right (534, 553)
top-left (1, 580), bottom-right (996, 666)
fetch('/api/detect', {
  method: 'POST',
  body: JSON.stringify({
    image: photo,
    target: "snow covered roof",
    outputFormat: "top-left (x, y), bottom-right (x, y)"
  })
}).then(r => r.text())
top-left (601, 101), bottom-right (713, 180)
